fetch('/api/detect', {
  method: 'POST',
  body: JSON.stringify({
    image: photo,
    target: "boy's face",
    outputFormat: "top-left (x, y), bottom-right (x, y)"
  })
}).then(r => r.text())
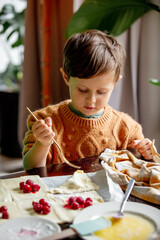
top-left (61, 69), bottom-right (117, 116)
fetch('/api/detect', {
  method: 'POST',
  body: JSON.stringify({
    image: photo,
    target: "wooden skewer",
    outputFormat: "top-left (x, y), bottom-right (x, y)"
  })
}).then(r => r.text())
top-left (26, 107), bottom-right (81, 169)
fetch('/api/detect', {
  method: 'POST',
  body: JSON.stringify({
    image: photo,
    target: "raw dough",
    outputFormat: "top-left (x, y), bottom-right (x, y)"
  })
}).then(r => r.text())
top-left (50, 170), bottom-right (99, 194)
top-left (1, 175), bottom-right (49, 201)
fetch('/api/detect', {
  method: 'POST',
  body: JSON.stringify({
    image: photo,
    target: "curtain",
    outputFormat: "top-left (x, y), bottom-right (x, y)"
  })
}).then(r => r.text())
top-left (18, 0), bottom-right (73, 146)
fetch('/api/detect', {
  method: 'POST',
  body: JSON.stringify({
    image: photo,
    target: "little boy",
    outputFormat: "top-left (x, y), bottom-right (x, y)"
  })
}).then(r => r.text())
top-left (23, 30), bottom-right (152, 170)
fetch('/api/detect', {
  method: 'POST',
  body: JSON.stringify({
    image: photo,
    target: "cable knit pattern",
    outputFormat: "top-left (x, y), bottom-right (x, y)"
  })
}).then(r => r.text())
top-left (23, 100), bottom-right (144, 165)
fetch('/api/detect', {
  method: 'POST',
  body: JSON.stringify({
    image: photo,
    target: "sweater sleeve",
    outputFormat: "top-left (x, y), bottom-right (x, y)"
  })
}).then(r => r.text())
top-left (123, 113), bottom-right (144, 149)
top-left (22, 114), bottom-right (36, 156)
top-left (113, 112), bottom-right (144, 150)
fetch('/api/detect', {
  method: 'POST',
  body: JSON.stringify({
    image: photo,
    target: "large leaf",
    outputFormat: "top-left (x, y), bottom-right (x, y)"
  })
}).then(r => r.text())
top-left (149, 78), bottom-right (160, 86)
top-left (66, 0), bottom-right (160, 38)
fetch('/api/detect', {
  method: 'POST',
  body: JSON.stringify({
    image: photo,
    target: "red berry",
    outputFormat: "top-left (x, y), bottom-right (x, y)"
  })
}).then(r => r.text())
top-left (42, 205), bottom-right (50, 215)
top-left (32, 184), bottom-right (40, 192)
top-left (45, 202), bottom-right (51, 208)
top-left (32, 201), bottom-right (37, 207)
top-left (0, 206), bottom-right (8, 212)
top-left (85, 197), bottom-right (92, 202)
top-left (2, 211), bottom-right (9, 219)
top-left (23, 184), bottom-right (32, 193)
top-left (76, 197), bottom-right (84, 205)
top-left (69, 196), bottom-right (76, 205)
top-left (84, 200), bottom-right (92, 208)
top-left (71, 201), bottom-right (80, 210)
top-left (33, 203), bottom-right (43, 213)
top-left (26, 179), bottom-right (34, 186)
top-left (19, 182), bottom-right (25, 190)
top-left (39, 199), bottom-right (47, 205)
top-left (39, 199), bottom-right (51, 208)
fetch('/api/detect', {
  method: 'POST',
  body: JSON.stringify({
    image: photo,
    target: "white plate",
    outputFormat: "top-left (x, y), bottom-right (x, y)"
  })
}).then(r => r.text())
top-left (0, 216), bottom-right (61, 240)
top-left (73, 202), bottom-right (160, 240)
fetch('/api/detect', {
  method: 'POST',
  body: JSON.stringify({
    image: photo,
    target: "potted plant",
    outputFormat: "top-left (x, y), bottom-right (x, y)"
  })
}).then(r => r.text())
top-left (0, 2), bottom-right (26, 157)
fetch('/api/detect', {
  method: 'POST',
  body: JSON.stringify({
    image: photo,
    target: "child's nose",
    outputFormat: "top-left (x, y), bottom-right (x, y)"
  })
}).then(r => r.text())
top-left (87, 93), bottom-right (96, 104)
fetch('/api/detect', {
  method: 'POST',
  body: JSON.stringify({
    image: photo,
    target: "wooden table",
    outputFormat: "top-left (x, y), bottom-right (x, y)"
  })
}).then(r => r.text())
top-left (0, 156), bottom-right (101, 178)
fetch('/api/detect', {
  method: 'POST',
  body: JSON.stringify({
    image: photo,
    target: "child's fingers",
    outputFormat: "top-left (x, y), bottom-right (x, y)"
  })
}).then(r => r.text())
top-left (32, 119), bottom-right (54, 142)
top-left (32, 120), bottom-right (45, 132)
top-left (132, 140), bottom-right (141, 148)
top-left (45, 117), bottom-right (52, 127)
top-left (141, 150), bottom-right (152, 160)
top-left (132, 138), bottom-right (151, 149)
top-left (132, 138), bottom-right (152, 160)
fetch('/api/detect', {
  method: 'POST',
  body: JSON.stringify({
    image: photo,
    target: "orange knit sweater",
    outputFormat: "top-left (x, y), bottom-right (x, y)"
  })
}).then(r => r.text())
top-left (23, 100), bottom-right (144, 165)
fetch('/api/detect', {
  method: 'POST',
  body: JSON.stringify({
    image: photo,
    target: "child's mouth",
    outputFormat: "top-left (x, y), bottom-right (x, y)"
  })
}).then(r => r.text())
top-left (84, 106), bottom-right (94, 110)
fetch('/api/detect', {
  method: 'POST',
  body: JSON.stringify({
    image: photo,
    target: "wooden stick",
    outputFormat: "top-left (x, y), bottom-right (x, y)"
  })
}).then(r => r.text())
top-left (26, 107), bottom-right (80, 169)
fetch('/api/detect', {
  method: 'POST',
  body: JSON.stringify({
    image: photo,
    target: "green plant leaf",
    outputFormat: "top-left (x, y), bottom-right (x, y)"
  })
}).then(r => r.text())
top-left (0, 22), bottom-right (11, 34)
top-left (66, 0), bottom-right (160, 38)
top-left (149, 78), bottom-right (160, 86)
top-left (0, 4), bottom-right (15, 17)
top-left (0, 4), bottom-right (25, 47)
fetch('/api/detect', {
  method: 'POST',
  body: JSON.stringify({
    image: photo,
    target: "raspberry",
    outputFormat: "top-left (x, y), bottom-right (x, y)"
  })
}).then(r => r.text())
top-left (32, 184), bottom-right (40, 192)
top-left (76, 197), bottom-right (84, 205)
top-left (33, 203), bottom-right (43, 213)
top-left (23, 184), bottom-right (32, 193)
top-left (0, 206), bottom-right (8, 212)
top-left (42, 205), bottom-right (50, 215)
top-left (85, 197), bottom-right (92, 202)
top-left (20, 179), bottom-right (40, 194)
top-left (32, 201), bottom-right (37, 207)
top-left (20, 180), bottom-right (40, 194)
top-left (68, 196), bottom-right (76, 205)
top-left (39, 199), bottom-right (48, 205)
top-left (19, 182), bottom-right (25, 190)
top-left (2, 211), bottom-right (9, 219)
top-left (64, 196), bottom-right (93, 210)
top-left (39, 199), bottom-right (51, 208)
top-left (84, 200), bottom-right (92, 208)
top-left (32, 200), bottom-right (50, 214)
top-left (71, 201), bottom-right (80, 210)
top-left (26, 179), bottom-right (34, 187)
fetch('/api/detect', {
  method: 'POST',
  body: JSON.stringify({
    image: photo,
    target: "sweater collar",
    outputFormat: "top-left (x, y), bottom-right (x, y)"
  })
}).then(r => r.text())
top-left (68, 103), bottom-right (104, 119)
top-left (60, 100), bottom-right (113, 128)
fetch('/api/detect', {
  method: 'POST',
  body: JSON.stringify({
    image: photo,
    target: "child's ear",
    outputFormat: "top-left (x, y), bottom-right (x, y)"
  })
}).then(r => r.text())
top-left (118, 75), bottom-right (122, 81)
top-left (60, 67), bottom-right (69, 86)
top-left (115, 75), bottom-right (122, 85)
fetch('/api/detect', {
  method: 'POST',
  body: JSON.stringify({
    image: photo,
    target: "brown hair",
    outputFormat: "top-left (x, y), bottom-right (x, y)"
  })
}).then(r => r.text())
top-left (63, 30), bottom-right (126, 82)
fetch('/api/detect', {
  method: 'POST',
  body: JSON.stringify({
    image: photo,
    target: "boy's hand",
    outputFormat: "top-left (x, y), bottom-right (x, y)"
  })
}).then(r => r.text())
top-left (32, 117), bottom-right (55, 146)
top-left (132, 138), bottom-right (153, 160)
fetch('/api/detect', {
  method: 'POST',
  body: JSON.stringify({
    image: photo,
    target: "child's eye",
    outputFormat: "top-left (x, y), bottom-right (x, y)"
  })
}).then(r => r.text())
top-left (78, 88), bottom-right (88, 93)
top-left (97, 91), bottom-right (107, 95)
